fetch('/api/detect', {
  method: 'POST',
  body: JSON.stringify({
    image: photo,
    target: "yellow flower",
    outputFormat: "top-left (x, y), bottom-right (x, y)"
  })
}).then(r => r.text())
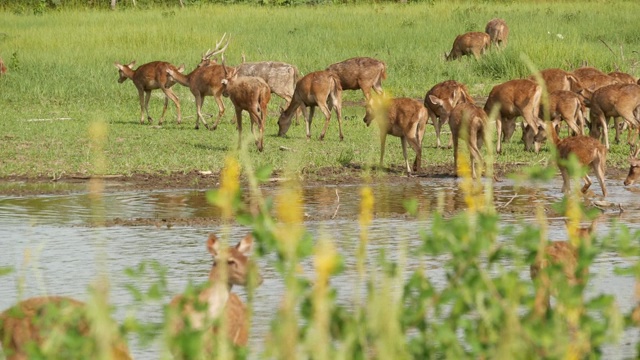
top-left (275, 182), bottom-right (304, 259)
top-left (218, 155), bottom-right (240, 219)
top-left (359, 186), bottom-right (374, 227)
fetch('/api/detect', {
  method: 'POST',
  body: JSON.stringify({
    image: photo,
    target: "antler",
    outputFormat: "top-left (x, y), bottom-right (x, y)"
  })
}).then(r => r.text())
top-left (202, 33), bottom-right (230, 61)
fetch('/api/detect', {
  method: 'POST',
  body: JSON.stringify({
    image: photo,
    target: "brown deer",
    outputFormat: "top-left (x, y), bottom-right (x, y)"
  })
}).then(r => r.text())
top-left (220, 60), bottom-right (271, 152)
top-left (530, 220), bottom-right (596, 315)
top-left (278, 70), bottom-right (343, 141)
top-left (542, 90), bottom-right (587, 136)
top-left (168, 233), bottom-right (262, 357)
top-left (484, 79), bottom-right (544, 153)
top-left (0, 296), bottom-right (131, 360)
top-left (547, 121), bottom-right (607, 197)
top-left (114, 60), bottom-right (185, 125)
top-left (531, 68), bottom-right (583, 94)
top-left (572, 67), bottom-right (619, 94)
top-left (326, 57), bottom-right (386, 101)
top-left (0, 57), bottom-right (6, 75)
top-left (624, 157), bottom-right (640, 186)
top-left (608, 71), bottom-right (637, 84)
top-left (236, 60), bottom-right (300, 109)
top-left (445, 32), bottom-right (491, 60)
top-left (449, 102), bottom-right (488, 178)
top-left (589, 83), bottom-right (640, 151)
top-left (424, 80), bottom-right (475, 148)
top-left (166, 38), bottom-right (230, 130)
top-left (485, 18), bottom-right (509, 48)
top-left (363, 96), bottom-right (428, 176)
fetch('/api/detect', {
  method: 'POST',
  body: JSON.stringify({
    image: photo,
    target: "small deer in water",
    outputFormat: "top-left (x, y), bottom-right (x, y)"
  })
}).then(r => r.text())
top-left (167, 233), bottom-right (262, 358)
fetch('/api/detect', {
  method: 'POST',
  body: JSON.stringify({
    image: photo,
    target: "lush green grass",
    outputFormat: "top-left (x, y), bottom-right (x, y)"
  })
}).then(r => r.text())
top-left (0, 2), bottom-right (639, 178)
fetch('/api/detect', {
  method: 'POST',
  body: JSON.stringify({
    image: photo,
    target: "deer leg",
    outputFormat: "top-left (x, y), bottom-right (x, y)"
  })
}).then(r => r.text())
top-left (400, 137), bottom-right (412, 175)
top-left (560, 167), bottom-right (571, 194)
top-left (306, 106), bottom-right (316, 140)
top-left (317, 102), bottom-right (333, 141)
top-left (581, 174), bottom-right (593, 194)
top-left (592, 158), bottom-right (607, 197)
top-left (143, 90), bottom-right (153, 124)
top-left (496, 117), bottom-right (503, 154)
top-left (235, 107), bottom-right (243, 150)
top-left (598, 115), bottom-right (610, 150)
top-left (195, 95), bottom-right (204, 130)
top-left (407, 136), bottom-right (422, 174)
top-left (379, 133), bottom-right (387, 169)
top-left (248, 110), bottom-right (264, 152)
top-left (469, 136), bottom-right (484, 179)
top-left (211, 96), bottom-right (227, 131)
top-left (137, 89), bottom-right (146, 124)
top-left (162, 88), bottom-right (181, 125)
top-left (332, 101), bottom-right (344, 141)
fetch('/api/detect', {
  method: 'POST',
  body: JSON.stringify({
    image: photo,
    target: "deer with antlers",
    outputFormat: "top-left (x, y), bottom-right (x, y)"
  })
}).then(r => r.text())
top-left (278, 70), bottom-right (343, 141)
top-left (166, 35), bottom-right (231, 130)
top-left (114, 60), bottom-right (185, 125)
top-left (167, 233), bottom-right (262, 358)
top-left (220, 57), bottom-right (271, 152)
top-left (0, 296), bottom-right (131, 359)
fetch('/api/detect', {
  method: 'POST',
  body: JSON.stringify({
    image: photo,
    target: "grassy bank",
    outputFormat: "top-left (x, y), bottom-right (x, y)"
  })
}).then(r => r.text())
top-left (0, 2), bottom-right (639, 178)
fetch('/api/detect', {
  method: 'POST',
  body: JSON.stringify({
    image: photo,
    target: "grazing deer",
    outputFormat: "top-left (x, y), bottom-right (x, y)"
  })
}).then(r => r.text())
top-left (572, 67), bottom-right (619, 94)
top-left (166, 37), bottom-right (230, 130)
top-left (363, 96), bottom-right (428, 176)
top-left (168, 233), bottom-right (262, 357)
top-left (424, 80), bottom-right (475, 148)
top-left (589, 83), bottom-right (640, 151)
top-left (220, 61), bottom-right (271, 152)
top-left (445, 32), bottom-right (491, 60)
top-left (114, 60), bottom-right (185, 125)
top-left (0, 296), bottom-right (131, 360)
top-left (542, 90), bottom-right (587, 136)
top-left (531, 68), bottom-right (583, 94)
top-left (326, 57), bottom-right (386, 101)
top-left (530, 220), bottom-right (596, 316)
top-left (608, 71), bottom-right (637, 85)
top-left (236, 59), bottom-right (300, 110)
top-left (278, 70), bottom-right (343, 141)
top-left (624, 157), bottom-right (640, 186)
top-left (449, 102), bottom-right (488, 178)
top-left (547, 121), bottom-right (607, 197)
top-left (484, 79), bottom-right (544, 153)
top-left (485, 18), bottom-right (509, 48)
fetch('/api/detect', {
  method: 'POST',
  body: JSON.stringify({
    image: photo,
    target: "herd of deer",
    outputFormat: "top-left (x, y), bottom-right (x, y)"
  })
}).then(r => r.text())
top-left (2, 19), bottom-right (640, 358)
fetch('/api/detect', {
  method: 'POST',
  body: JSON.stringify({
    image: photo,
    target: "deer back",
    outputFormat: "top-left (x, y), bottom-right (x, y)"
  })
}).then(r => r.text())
top-left (485, 79), bottom-right (542, 118)
top-left (326, 57), bottom-right (386, 90)
top-left (450, 102), bottom-right (488, 141)
top-left (608, 71), bottom-right (637, 84)
top-left (237, 61), bottom-right (298, 99)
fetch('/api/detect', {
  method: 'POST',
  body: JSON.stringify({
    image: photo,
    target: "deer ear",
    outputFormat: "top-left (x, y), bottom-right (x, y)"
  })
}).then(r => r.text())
top-left (207, 233), bottom-right (221, 256)
top-left (177, 64), bottom-right (185, 73)
top-left (114, 62), bottom-right (122, 70)
top-left (127, 61), bottom-right (136, 69)
top-left (235, 234), bottom-right (254, 256)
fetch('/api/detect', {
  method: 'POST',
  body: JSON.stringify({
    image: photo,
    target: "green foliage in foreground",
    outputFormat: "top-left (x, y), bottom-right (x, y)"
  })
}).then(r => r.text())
top-left (4, 158), bottom-right (640, 359)
top-left (0, 2), bottom-right (639, 178)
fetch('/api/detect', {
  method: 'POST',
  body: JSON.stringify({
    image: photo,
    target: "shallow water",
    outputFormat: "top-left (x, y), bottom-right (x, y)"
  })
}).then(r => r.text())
top-left (1, 176), bottom-right (640, 359)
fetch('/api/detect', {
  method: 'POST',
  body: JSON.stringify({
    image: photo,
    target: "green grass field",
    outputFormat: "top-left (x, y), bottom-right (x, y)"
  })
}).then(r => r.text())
top-left (0, 1), bottom-right (639, 178)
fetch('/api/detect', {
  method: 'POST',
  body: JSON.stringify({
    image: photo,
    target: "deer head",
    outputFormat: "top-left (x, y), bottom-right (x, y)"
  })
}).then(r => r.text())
top-left (198, 33), bottom-right (230, 67)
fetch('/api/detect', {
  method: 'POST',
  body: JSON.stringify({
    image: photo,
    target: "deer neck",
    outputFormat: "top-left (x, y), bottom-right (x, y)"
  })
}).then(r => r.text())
top-left (204, 263), bottom-right (233, 320)
top-left (169, 69), bottom-right (192, 87)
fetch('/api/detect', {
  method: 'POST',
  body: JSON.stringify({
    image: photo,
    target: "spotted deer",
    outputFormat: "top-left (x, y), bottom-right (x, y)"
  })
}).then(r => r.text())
top-left (326, 57), bottom-right (386, 101)
top-left (168, 233), bottom-right (262, 358)
top-left (445, 32), bottom-right (491, 60)
top-left (485, 18), bottom-right (509, 48)
top-left (449, 102), bottom-right (488, 178)
top-left (424, 80), bottom-right (475, 148)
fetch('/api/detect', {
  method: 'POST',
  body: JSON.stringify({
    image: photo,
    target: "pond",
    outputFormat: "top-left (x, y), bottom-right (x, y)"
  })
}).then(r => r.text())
top-left (1, 175), bottom-right (639, 359)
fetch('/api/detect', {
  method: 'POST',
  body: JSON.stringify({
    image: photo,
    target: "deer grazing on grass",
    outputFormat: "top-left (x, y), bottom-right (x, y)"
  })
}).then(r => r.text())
top-left (572, 67), bottom-right (620, 95)
top-left (445, 32), bottom-right (491, 61)
top-left (168, 233), bottom-right (262, 358)
top-left (485, 18), bottom-right (509, 48)
top-left (363, 96), bottom-right (428, 176)
top-left (424, 80), bottom-right (475, 148)
top-left (0, 296), bottom-right (131, 360)
top-left (326, 57), bottom-right (386, 101)
top-left (530, 219), bottom-right (596, 316)
top-left (608, 71), bottom-right (637, 85)
top-left (278, 70), bottom-right (343, 141)
top-left (236, 58), bottom-right (300, 110)
top-left (484, 78), bottom-right (545, 153)
top-left (542, 90), bottom-right (587, 136)
top-left (220, 59), bottom-right (271, 152)
top-left (531, 68), bottom-right (583, 94)
top-left (450, 102), bottom-right (488, 179)
top-left (588, 83), bottom-right (640, 151)
top-left (547, 121), bottom-right (607, 197)
top-left (166, 36), bottom-right (231, 130)
top-left (114, 60), bottom-right (185, 125)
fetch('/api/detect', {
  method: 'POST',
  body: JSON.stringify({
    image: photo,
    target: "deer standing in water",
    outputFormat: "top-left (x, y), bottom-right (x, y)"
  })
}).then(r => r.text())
top-left (167, 233), bottom-right (262, 358)
top-left (449, 102), bottom-right (488, 179)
